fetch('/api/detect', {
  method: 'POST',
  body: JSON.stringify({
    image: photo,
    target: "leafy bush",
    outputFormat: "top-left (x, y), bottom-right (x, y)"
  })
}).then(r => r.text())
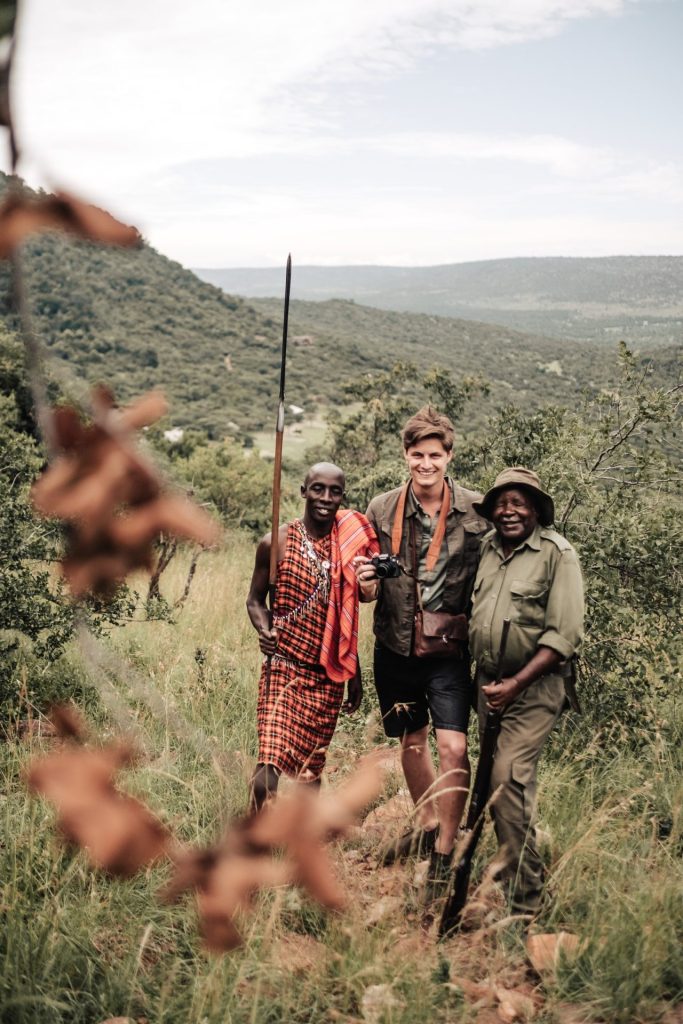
top-left (0, 329), bottom-right (136, 719)
top-left (178, 438), bottom-right (276, 536)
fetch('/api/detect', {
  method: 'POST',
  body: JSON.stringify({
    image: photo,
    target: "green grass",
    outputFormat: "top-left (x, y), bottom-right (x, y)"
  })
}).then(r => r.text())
top-left (1, 539), bottom-right (681, 1023)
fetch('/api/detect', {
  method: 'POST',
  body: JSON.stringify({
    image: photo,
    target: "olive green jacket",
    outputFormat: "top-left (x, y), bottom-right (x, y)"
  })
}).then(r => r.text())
top-left (365, 478), bottom-right (488, 657)
top-left (469, 525), bottom-right (584, 679)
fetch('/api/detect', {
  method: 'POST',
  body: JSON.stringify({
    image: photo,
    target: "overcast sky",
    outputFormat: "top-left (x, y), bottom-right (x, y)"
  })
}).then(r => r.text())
top-left (6, 0), bottom-right (683, 267)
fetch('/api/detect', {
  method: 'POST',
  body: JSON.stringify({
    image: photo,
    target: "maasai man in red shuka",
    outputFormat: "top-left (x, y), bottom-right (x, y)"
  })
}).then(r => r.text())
top-left (246, 462), bottom-right (378, 809)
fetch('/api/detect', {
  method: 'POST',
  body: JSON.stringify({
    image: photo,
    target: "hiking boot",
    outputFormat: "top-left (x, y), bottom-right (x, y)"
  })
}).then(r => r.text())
top-left (424, 849), bottom-right (453, 904)
top-left (379, 825), bottom-right (439, 866)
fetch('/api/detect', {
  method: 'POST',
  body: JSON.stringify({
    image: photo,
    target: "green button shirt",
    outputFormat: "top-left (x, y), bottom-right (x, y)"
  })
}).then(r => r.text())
top-left (469, 525), bottom-right (584, 679)
top-left (408, 487), bottom-right (450, 612)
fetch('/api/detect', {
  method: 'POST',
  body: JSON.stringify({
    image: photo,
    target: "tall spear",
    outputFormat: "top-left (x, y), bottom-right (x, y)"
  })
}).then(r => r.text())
top-left (266, 254), bottom-right (291, 690)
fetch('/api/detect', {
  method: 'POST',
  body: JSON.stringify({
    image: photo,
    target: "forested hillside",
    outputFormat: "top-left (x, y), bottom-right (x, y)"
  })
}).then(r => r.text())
top-left (197, 256), bottom-right (683, 346)
top-left (1, 174), bottom-right (678, 447)
top-left (251, 295), bottom-right (616, 420)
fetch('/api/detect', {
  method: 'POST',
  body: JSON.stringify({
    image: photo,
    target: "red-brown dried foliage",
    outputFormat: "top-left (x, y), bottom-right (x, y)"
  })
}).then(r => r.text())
top-left (163, 752), bottom-right (385, 951)
top-left (31, 387), bottom-right (221, 595)
top-left (27, 706), bottom-right (170, 877)
top-left (0, 188), bottom-right (141, 257)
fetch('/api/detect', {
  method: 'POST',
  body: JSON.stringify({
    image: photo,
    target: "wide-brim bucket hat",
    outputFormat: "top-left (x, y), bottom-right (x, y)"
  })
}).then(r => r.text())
top-left (473, 466), bottom-right (555, 526)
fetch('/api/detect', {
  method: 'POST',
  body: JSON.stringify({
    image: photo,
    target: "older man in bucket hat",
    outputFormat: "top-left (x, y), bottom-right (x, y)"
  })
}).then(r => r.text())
top-left (468, 467), bottom-right (584, 922)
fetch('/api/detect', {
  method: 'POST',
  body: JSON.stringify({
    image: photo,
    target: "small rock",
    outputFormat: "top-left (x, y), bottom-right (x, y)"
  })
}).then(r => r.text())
top-left (412, 858), bottom-right (430, 888)
top-left (494, 985), bottom-right (538, 1021)
top-left (526, 933), bottom-right (580, 977)
top-left (360, 984), bottom-right (403, 1023)
top-left (366, 896), bottom-right (402, 926)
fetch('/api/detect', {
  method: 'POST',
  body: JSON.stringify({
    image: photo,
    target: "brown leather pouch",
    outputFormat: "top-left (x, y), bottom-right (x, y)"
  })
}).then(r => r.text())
top-left (413, 610), bottom-right (468, 659)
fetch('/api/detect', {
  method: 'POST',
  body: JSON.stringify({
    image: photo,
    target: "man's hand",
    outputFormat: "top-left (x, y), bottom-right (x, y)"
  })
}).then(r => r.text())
top-left (257, 627), bottom-right (278, 657)
top-left (352, 554), bottom-right (376, 583)
top-left (343, 670), bottom-right (363, 715)
top-left (481, 676), bottom-right (522, 712)
top-left (352, 555), bottom-right (379, 602)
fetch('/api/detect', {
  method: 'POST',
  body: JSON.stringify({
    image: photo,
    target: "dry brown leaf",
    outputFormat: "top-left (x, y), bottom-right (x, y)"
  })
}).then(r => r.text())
top-left (199, 853), bottom-right (291, 951)
top-left (163, 754), bottom-right (384, 952)
top-left (163, 840), bottom-right (291, 952)
top-left (494, 985), bottom-right (538, 1021)
top-left (526, 932), bottom-right (580, 976)
top-left (0, 189), bottom-right (141, 257)
top-left (108, 493), bottom-right (218, 549)
top-left (246, 751), bottom-right (385, 910)
top-left (31, 389), bottom-right (220, 596)
top-left (476, 1012), bottom-right (506, 1024)
top-left (28, 738), bottom-right (169, 877)
top-left (49, 703), bottom-right (88, 740)
top-left (361, 790), bottom-right (413, 837)
top-left (456, 977), bottom-right (497, 1007)
top-left (659, 1006), bottom-right (683, 1024)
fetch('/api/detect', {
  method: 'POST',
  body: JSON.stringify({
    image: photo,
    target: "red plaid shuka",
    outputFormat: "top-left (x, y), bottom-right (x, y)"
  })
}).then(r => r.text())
top-left (257, 512), bottom-right (376, 778)
top-left (320, 509), bottom-right (379, 681)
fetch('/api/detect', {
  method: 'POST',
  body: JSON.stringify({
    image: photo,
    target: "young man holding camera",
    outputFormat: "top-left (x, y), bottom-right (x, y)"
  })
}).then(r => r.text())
top-left (354, 407), bottom-right (487, 897)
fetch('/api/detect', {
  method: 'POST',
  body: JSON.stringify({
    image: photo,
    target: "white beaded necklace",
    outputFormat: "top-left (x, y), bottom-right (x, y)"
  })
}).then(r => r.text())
top-left (295, 519), bottom-right (331, 605)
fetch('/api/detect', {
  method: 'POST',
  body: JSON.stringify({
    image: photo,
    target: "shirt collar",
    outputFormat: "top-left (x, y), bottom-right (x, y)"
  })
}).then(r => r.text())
top-left (491, 523), bottom-right (543, 557)
top-left (406, 476), bottom-right (457, 517)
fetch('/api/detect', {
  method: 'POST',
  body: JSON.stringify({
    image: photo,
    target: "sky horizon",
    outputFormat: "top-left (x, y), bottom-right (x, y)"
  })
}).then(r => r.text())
top-left (5, 0), bottom-right (683, 269)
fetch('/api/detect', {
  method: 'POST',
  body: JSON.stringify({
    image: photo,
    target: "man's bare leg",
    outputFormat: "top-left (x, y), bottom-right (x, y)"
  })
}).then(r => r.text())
top-left (433, 729), bottom-right (470, 854)
top-left (401, 725), bottom-right (439, 830)
top-left (250, 762), bottom-right (280, 811)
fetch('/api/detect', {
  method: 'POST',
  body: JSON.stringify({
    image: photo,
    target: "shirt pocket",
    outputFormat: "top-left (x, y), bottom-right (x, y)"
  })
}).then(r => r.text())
top-left (509, 579), bottom-right (548, 626)
top-left (462, 516), bottom-right (483, 549)
top-left (470, 574), bottom-right (489, 610)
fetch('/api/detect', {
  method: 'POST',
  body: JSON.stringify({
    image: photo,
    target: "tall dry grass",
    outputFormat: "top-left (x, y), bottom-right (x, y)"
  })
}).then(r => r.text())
top-left (1, 537), bottom-right (681, 1023)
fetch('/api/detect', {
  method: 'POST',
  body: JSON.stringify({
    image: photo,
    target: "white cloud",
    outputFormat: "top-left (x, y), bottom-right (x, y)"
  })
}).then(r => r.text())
top-left (6, 0), bottom-right (676, 267)
top-left (10, 0), bottom-right (629, 185)
top-left (352, 132), bottom-right (617, 177)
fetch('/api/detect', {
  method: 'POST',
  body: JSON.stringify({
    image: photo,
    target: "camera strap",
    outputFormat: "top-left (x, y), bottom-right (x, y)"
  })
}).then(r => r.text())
top-left (391, 481), bottom-right (450, 571)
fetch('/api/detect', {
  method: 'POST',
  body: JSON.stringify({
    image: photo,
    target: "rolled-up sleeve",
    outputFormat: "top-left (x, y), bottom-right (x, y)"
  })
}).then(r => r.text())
top-left (538, 549), bottom-right (584, 659)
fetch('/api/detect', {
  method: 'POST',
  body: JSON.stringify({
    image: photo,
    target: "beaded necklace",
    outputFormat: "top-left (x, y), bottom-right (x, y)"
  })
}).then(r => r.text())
top-left (296, 519), bottom-right (332, 604)
top-left (273, 520), bottom-right (332, 626)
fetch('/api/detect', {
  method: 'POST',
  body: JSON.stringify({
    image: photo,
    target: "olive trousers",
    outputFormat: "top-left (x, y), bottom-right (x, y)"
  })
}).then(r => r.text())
top-left (477, 671), bottom-right (565, 917)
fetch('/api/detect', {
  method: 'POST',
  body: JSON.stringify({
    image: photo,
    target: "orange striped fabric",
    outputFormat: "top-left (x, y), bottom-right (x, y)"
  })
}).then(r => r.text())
top-left (320, 509), bottom-right (379, 683)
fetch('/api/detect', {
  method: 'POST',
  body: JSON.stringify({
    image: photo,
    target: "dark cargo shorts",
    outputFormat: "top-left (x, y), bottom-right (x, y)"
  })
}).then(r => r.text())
top-left (373, 642), bottom-right (471, 738)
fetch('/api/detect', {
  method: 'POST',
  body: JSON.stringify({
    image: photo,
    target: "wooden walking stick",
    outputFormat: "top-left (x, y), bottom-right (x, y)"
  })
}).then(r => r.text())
top-left (439, 617), bottom-right (511, 937)
top-left (265, 254), bottom-right (292, 697)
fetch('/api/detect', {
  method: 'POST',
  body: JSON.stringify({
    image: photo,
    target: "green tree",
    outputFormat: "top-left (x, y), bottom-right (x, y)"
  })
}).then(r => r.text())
top-left (0, 329), bottom-right (136, 717)
top-left (179, 437), bottom-right (276, 535)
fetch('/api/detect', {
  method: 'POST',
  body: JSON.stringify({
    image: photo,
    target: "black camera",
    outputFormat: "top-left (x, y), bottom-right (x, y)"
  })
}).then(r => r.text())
top-left (371, 554), bottom-right (402, 579)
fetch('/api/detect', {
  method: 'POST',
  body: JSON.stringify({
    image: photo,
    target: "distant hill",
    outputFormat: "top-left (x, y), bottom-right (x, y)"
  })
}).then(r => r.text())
top-left (0, 174), bottom-right (381, 438)
top-left (1, 175), bottom-right (676, 442)
top-left (195, 256), bottom-right (683, 347)
top-left (249, 296), bottom-right (616, 422)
